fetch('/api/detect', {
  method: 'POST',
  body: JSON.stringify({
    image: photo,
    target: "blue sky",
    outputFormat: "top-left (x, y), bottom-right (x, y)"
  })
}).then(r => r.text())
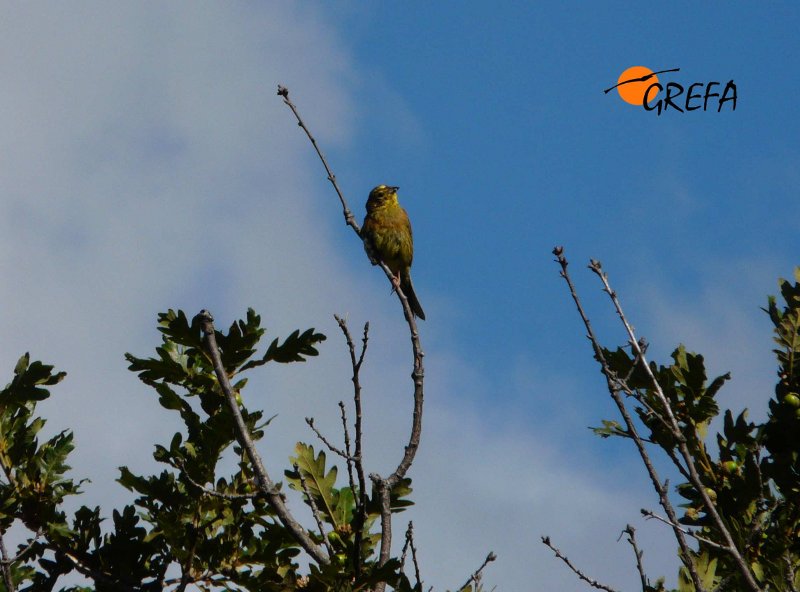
top-left (316, 2), bottom-right (799, 442)
top-left (1, 3), bottom-right (798, 590)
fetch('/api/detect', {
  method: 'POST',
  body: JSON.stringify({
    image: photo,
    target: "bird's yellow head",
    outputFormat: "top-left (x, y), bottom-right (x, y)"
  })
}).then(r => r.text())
top-left (366, 184), bottom-right (399, 212)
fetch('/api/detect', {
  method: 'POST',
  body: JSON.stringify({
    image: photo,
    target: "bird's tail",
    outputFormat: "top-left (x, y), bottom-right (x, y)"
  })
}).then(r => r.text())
top-left (401, 274), bottom-right (426, 321)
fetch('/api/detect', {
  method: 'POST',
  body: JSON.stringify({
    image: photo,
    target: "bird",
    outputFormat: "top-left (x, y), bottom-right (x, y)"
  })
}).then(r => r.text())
top-left (361, 185), bottom-right (426, 320)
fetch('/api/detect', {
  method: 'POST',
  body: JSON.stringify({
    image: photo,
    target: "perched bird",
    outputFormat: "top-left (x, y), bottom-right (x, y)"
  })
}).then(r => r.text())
top-left (361, 185), bottom-right (426, 320)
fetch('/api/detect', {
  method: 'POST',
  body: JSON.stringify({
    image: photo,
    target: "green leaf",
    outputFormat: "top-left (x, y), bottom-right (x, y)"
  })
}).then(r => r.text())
top-left (591, 419), bottom-right (627, 438)
top-left (243, 328), bottom-right (327, 370)
top-left (286, 443), bottom-right (339, 527)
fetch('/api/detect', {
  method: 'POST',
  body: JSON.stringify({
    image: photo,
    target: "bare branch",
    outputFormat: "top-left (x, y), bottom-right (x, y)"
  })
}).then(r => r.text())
top-left (553, 246), bottom-right (706, 592)
top-left (335, 315), bottom-right (370, 578)
top-left (276, 85), bottom-right (359, 232)
top-left (372, 476), bottom-right (393, 570)
top-left (339, 401), bottom-right (356, 494)
top-left (663, 447), bottom-right (693, 484)
top-left (589, 259), bottom-right (762, 592)
top-left (541, 536), bottom-right (618, 592)
top-left (401, 521), bottom-right (422, 589)
top-left (196, 310), bottom-right (328, 565)
top-left (382, 323), bottom-right (425, 496)
top-left (357, 320), bottom-right (370, 370)
top-left (621, 526), bottom-right (648, 592)
top-left (305, 417), bottom-right (354, 461)
top-left (459, 551), bottom-right (497, 592)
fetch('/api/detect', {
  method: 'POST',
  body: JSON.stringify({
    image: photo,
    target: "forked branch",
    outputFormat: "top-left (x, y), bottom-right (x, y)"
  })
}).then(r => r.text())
top-left (588, 259), bottom-right (761, 592)
top-left (197, 310), bottom-right (328, 565)
top-left (552, 246), bottom-right (705, 592)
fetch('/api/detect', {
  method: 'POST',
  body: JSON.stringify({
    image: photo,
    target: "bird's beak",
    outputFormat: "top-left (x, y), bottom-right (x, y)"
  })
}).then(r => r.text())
top-left (391, 186), bottom-right (399, 192)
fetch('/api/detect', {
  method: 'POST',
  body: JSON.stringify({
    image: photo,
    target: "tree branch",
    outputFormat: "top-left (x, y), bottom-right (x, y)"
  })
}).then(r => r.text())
top-left (305, 417), bottom-right (354, 461)
top-left (339, 401), bottom-right (356, 497)
top-left (621, 526), bottom-right (648, 592)
top-left (372, 477), bottom-right (393, 571)
top-left (401, 521), bottom-right (422, 589)
top-left (196, 309), bottom-right (328, 565)
top-left (640, 509), bottom-right (727, 551)
top-left (541, 536), bottom-right (618, 592)
top-left (277, 85), bottom-right (359, 232)
top-left (176, 461), bottom-right (259, 501)
top-left (589, 259), bottom-right (762, 592)
top-left (459, 550), bottom-right (497, 592)
top-left (553, 246), bottom-right (706, 592)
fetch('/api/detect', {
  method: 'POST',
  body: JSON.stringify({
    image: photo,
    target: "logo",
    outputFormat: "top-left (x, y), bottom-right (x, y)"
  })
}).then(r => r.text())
top-left (605, 66), bottom-right (737, 116)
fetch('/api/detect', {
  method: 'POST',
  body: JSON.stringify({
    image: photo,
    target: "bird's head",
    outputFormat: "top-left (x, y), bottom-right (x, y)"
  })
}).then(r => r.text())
top-left (366, 184), bottom-right (399, 211)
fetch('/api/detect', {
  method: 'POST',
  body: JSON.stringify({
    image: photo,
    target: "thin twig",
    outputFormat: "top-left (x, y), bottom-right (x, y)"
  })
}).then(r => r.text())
top-left (339, 401), bottom-right (356, 495)
top-left (335, 315), bottom-right (370, 578)
top-left (542, 536), bottom-right (618, 592)
top-left (277, 85), bottom-right (359, 232)
top-left (177, 462), bottom-right (259, 501)
top-left (663, 447), bottom-right (693, 484)
top-left (400, 526), bottom-right (411, 567)
top-left (459, 551), bottom-right (497, 592)
top-left (589, 259), bottom-right (762, 592)
top-left (295, 463), bottom-right (335, 557)
top-left (641, 509), bottom-right (727, 551)
top-left (1, 530), bottom-right (41, 566)
top-left (197, 310), bottom-right (328, 565)
top-left (621, 526), bottom-right (648, 592)
top-left (305, 417), bottom-right (354, 461)
top-left (553, 247), bottom-right (705, 592)
top-left (357, 320), bottom-right (369, 370)
top-left (403, 521), bottom-right (422, 589)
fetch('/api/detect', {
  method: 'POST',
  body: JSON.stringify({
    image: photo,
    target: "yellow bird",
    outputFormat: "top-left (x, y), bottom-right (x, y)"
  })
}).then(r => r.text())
top-left (361, 185), bottom-right (426, 320)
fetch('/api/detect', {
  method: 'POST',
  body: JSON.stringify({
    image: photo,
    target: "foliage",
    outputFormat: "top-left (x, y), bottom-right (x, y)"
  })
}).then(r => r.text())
top-left (0, 309), bottom-right (423, 591)
top-left (587, 268), bottom-right (800, 591)
top-left (7, 258), bottom-right (799, 592)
